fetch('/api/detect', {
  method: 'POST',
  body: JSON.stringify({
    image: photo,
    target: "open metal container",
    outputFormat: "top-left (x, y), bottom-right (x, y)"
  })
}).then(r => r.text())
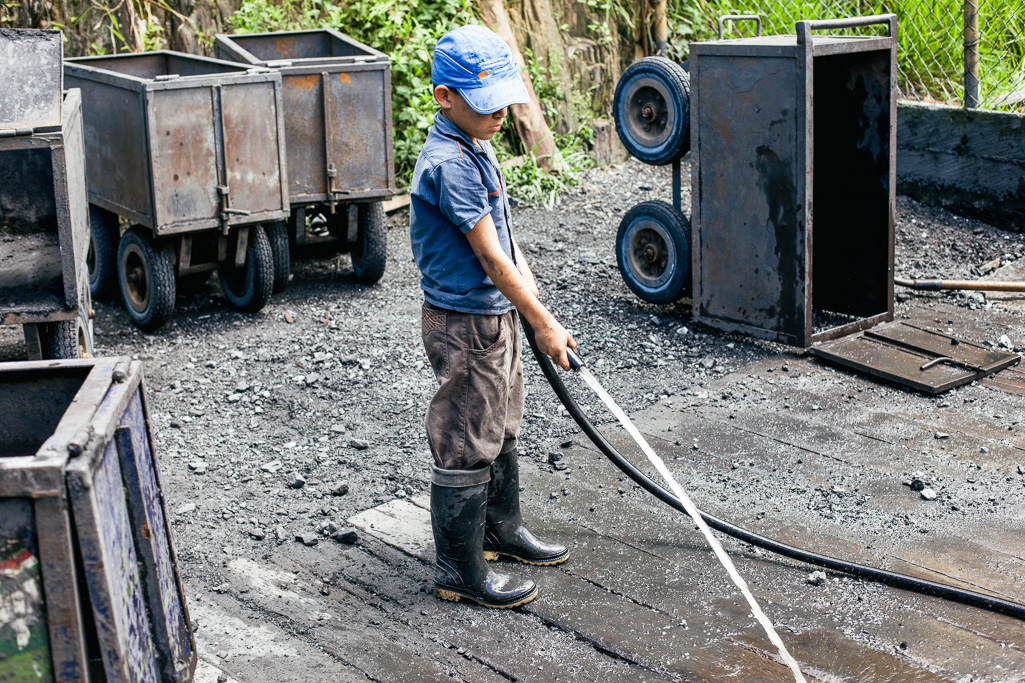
top-left (0, 357), bottom-right (194, 681)
top-left (215, 29), bottom-right (394, 288)
top-left (65, 51), bottom-right (290, 330)
top-left (1, 81), bottom-right (94, 360)
top-left (690, 15), bottom-right (897, 347)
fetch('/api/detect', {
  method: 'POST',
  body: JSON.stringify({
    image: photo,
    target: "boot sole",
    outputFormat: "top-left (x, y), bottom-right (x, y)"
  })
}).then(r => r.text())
top-left (434, 585), bottom-right (538, 609)
top-left (483, 550), bottom-right (570, 566)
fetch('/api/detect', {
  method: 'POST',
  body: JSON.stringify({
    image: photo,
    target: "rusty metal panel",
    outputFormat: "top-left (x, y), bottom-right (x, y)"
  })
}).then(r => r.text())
top-left (0, 28), bottom-right (62, 131)
top-left (811, 322), bottom-right (1021, 394)
top-left (215, 30), bottom-right (395, 206)
top-left (278, 71), bottom-right (327, 199)
top-left (220, 81), bottom-right (287, 216)
top-left (149, 87), bottom-right (220, 227)
top-left (64, 66), bottom-right (153, 225)
top-left (325, 64), bottom-right (394, 197)
top-left (692, 52), bottom-right (807, 345)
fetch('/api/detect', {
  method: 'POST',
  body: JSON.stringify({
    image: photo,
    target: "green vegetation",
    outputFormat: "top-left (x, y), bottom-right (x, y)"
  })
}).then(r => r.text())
top-left (666, 0), bottom-right (1025, 111)
top-left (231, 0), bottom-right (596, 203)
top-left (231, 0), bottom-right (479, 189)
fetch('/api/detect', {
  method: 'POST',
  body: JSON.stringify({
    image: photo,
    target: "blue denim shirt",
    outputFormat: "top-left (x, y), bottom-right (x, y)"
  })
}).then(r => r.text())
top-left (409, 112), bottom-right (516, 314)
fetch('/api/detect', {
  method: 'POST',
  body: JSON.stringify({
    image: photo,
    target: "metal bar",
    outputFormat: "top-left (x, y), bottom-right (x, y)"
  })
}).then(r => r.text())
top-left (672, 158), bottom-right (681, 211)
top-left (894, 277), bottom-right (1025, 292)
top-left (717, 14), bottom-right (762, 41)
top-left (22, 324), bottom-right (44, 359)
top-left (235, 227), bottom-right (250, 268)
top-left (964, 0), bottom-right (980, 108)
top-left (321, 71), bottom-right (338, 213)
top-left (796, 14), bottom-right (896, 45)
top-left (34, 495), bottom-right (90, 681)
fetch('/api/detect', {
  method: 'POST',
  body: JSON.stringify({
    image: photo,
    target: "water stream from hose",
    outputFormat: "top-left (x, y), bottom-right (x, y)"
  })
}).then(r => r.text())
top-left (575, 365), bottom-right (807, 682)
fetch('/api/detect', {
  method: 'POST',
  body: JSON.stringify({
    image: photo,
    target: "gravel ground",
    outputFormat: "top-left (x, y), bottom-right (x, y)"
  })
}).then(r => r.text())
top-left (2, 157), bottom-right (1022, 594)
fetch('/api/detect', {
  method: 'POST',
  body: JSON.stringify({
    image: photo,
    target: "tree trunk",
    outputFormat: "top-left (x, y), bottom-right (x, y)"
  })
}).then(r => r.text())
top-left (651, 0), bottom-right (668, 56)
top-left (477, 0), bottom-right (561, 172)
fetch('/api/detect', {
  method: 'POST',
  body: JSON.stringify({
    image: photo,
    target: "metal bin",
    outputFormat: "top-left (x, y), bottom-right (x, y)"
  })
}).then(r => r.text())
top-left (690, 15), bottom-right (897, 347)
top-left (215, 28), bottom-right (394, 288)
top-left (65, 51), bottom-right (290, 330)
top-left (0, 357), bottom-right (195, 681)
top-left (1, 74), bottom-right (94, 360)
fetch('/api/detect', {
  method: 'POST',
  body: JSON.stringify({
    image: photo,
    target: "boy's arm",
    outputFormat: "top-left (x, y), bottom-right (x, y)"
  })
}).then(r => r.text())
top-left (465, 213), bottom-right (575, 369)
top-left (512, 238), bottom-right (539, 298)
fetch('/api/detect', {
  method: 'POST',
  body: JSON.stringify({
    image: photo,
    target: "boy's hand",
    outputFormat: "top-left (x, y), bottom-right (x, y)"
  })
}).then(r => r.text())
top-left (533, 314), bottom-right (576, 371)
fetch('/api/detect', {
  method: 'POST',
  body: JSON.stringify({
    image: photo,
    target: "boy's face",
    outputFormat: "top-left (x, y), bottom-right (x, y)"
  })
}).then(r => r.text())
top-left (434, 85), bottom-right (507, 142)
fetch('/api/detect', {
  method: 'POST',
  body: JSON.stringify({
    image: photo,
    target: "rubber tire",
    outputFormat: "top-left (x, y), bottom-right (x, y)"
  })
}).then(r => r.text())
top-left (218, 224), bottom-right (274, 313)
top-left (351, 202), bottom-right (387, 284)
top-left (266, 220), bottom-right (291, 293)
top-left (613, 56), bottom-right (691, 165)
top-left (616, 200), bottom-right (691, 304)
top-left (88, 205), bottom-right (120, 300)
top-left (44, 317), bottom-right (89, 359)
top-left (118, 226), bottom-right (176, 331)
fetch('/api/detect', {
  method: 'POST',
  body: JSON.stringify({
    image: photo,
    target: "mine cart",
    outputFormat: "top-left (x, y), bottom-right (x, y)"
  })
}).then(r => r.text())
top-left (614, 15), bottom-right (897, 347)
top-left (0, 357), bottom-right (195, 681)
top-left (1, 29), bottom-right (94, 359)
top-left (214, 28), bottom-right (394, 290)
top-left (65, 51), bottom-right (290, 330)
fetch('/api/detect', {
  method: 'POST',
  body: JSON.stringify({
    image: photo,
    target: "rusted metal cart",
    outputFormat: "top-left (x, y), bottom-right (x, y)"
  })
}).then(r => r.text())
top-left (214, 28), bottom-right (394, 289)
top-left (690, 14), bottom-right (897, 347)
top-left (1, 29), bottom-right (94, 359)
top-left (613, 14), bottom-right (897, 349)
top-left (65, 51), bottom-right (290, 330)
top-left (0, 357), bottom-right (194, 681)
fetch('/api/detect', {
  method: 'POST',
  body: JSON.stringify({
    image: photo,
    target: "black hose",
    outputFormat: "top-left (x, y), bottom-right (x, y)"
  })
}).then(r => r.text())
top-left (520, 315), bottom-right (1025, 621)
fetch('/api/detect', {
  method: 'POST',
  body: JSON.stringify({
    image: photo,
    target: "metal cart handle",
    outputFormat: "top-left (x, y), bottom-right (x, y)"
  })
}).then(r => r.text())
top-left (717, 15), bottom-right (762, 40)
top-left (796, 14), bottom-right (897, 45)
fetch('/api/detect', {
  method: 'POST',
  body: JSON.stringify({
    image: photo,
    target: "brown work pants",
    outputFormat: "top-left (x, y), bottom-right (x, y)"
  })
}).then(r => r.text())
top-left (421, 302), bottom-right (524, 470)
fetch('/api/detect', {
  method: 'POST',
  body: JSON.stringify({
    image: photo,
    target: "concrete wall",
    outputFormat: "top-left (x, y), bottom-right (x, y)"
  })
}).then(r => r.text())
top-left (897, 102), bottom-right (1025, 232)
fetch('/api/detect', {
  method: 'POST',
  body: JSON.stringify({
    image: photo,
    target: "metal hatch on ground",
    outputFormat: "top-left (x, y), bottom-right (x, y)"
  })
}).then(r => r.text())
top-left (809, 322), bottom-right (1021, 394)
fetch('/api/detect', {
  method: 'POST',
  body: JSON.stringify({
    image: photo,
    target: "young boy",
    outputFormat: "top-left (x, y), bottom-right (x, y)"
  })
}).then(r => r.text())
top-left (410, 24), bottom-right (576, 609)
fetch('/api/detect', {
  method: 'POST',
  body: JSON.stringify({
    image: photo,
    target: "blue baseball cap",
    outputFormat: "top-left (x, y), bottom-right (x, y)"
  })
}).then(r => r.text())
top-left (432, 25), bottom-right (530, 114)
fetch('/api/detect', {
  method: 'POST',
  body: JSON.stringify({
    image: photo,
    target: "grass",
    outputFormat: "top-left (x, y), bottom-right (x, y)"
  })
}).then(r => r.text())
top-left (667, 0), bottom-right (1025, 111)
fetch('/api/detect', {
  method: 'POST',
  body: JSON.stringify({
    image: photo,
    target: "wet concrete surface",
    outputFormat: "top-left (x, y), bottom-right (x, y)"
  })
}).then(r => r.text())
top-left (1, 159), bottom-right (1024, 681)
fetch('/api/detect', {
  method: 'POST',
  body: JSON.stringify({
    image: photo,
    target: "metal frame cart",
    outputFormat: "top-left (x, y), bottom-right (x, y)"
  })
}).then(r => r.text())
top-left (1, 29), bottom-right (94, 359)
top-left (612, 14), bottom-right (897, 351)
top-left (66, 51), bottom-right (290, 330)
top-left (215, 28), bottom-right (395, 289)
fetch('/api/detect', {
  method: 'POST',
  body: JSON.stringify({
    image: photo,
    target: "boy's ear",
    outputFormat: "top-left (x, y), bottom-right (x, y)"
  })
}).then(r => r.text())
top-left (434, 85), bottom-right (453, 110)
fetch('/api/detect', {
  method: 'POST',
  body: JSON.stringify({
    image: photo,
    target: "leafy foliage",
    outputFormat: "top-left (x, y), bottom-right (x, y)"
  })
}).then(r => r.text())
top-left (231, 0), bottom-right (479, 189)
top-left (665, 0), bottom-right (1025, 111)
top-left (231, 0), bottom-right (597, 202)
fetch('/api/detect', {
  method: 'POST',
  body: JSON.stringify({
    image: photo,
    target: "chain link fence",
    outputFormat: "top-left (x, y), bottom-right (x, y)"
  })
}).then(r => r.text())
top-left (676, 1), bottom-right (1025, 112)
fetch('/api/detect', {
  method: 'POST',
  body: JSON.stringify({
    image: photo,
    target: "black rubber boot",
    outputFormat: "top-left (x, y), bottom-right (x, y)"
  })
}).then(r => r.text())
top-left (483, 442), bottom-right (570, 566)
top-left (431, 465), bottom-right (538, 608)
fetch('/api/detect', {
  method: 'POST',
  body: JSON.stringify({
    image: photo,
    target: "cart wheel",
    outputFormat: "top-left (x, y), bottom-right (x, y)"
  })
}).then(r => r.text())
top-left (118, 226), bottom-right (176, 331)
top-left (44, 317), bottom-right (91, 359)
top-left (616, 200), bottom-right (691, 304)
top-left (218, 224), bottom-right (274, 313)
top-left (266, 220), bottom-right (291, 293)
top-left (88, 205), bottom-right (120, 300)
top-left (351, 202), bottom-right (387, 284)
top-left (613, 57), bottom-right (691, 165)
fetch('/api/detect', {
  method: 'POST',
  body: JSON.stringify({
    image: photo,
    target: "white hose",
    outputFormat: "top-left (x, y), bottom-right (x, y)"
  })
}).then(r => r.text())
top-left (576, 367), bottom-right (807, 683)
